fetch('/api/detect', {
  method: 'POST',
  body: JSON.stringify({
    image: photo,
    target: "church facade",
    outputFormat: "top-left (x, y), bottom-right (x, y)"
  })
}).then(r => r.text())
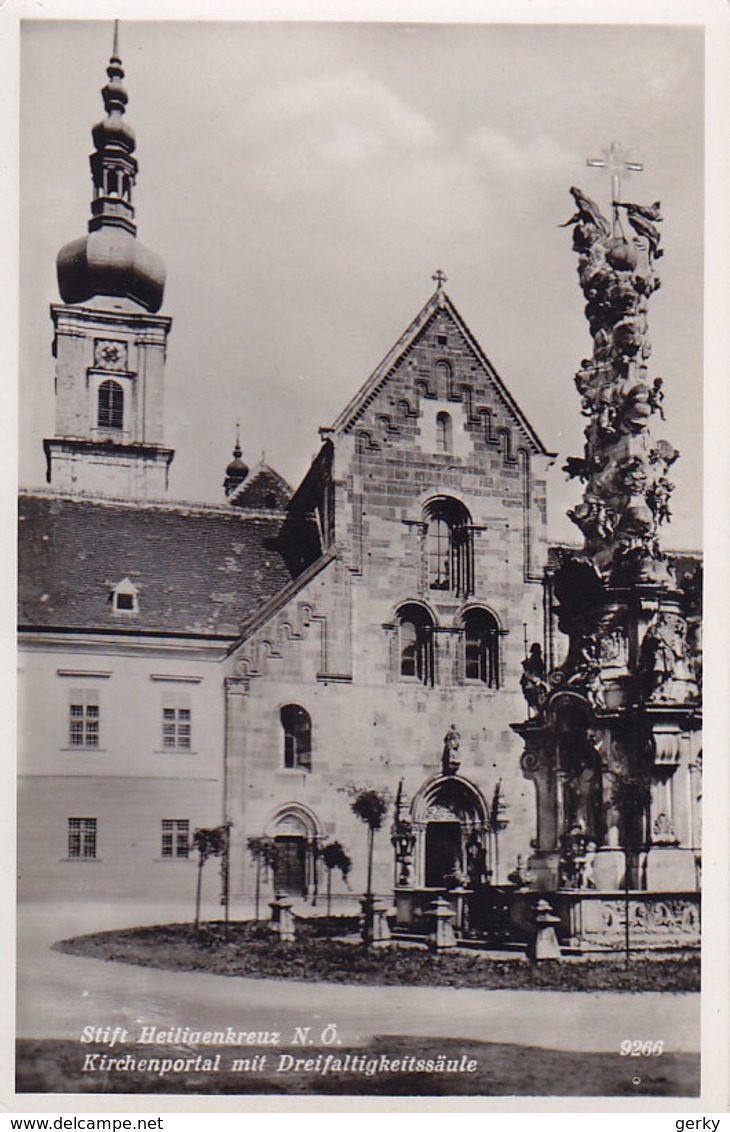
top-left (224, 283), bottom-right (553, 904)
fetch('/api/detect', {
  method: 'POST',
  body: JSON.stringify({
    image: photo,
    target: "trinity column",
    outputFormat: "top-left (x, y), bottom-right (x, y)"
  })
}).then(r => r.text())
top-left (513, 143), bottom-right (702, 902)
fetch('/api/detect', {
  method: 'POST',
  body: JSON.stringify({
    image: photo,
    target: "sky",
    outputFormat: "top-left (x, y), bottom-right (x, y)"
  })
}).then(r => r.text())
top-left (18, 18), bottom-right (705, 549)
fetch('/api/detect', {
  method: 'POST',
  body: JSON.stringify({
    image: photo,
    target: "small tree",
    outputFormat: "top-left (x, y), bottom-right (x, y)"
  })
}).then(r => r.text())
top-left (246, 836), bottom-right (279, 921)
top-left (347, 785), bottom-right (389, 946)
top-left (191, 824), bottom-right (229, 933)
top-left (320, 840), bottom-right (352, 916)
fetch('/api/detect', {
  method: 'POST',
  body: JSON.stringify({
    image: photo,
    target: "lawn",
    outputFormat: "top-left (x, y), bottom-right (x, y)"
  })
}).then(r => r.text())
top-left (52, 917), bottom-right (700, 993)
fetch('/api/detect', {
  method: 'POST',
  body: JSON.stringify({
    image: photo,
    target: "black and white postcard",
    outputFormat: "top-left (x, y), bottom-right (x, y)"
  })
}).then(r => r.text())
top-left (6, 0), bottom-right (729, 1115)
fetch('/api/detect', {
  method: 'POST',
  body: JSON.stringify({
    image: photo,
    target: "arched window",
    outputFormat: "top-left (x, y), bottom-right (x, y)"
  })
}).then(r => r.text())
top-left (463, 608), bottom-right (500, 687)
top-left (397, 604), bottom-right (434, 685)
top-left (98, 380), bottom-right (124, 430)
top-left (424, 497), bottom-right (473, 597)
top-left (280, 705), bottom-right (312, 770)
top-left (434, 359), bottom-right (454, 399)
top-left (436, 411), bottom-right (452, 453)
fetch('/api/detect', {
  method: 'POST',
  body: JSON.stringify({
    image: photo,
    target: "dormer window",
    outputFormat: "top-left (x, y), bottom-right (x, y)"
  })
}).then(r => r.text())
top-left (111, 578), bottom-right (138, 614)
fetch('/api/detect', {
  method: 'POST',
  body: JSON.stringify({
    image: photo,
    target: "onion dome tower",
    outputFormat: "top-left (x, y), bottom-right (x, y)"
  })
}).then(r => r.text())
top-left (44, 23), bottom-right (174, 499)
top-left (56, 23), bottom-right (165, 312)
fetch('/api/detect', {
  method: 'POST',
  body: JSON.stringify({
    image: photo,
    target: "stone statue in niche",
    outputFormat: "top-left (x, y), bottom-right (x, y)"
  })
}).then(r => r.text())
top-left (560, 729), bottom-right (603, 843)
top-left (641, 613), bottom-right (689, 701)
top-left (652, 812), bottom-right (679, 846)
top-left (565, 635), bottom-right (606, 710)
top-left (520, 643), bottom-right (549, 713)
top-left (442, 724), bottom-right (461, 775)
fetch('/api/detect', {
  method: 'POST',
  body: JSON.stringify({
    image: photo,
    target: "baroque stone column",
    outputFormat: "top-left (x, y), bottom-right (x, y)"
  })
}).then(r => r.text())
top-left (513, 183), bottom-right (702, 895)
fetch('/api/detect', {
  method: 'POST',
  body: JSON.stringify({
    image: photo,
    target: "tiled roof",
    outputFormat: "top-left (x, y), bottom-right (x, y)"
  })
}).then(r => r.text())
top-left (18, 491), bottom-right (292, 637)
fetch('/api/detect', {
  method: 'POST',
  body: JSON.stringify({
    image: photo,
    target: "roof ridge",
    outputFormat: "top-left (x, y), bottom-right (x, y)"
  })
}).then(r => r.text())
top-left (18, 487), bottom-right (254, 516)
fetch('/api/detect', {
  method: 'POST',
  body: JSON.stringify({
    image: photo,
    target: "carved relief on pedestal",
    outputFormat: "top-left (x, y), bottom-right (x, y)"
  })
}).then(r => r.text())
top-left (640, 611), bottom-right (698, 704)
top-left (582, 897), bottom-right (700, 942)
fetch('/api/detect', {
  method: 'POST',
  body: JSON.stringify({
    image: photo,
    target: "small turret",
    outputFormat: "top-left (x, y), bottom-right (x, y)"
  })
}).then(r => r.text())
top-left (224, 428), bottom-right (249, 496)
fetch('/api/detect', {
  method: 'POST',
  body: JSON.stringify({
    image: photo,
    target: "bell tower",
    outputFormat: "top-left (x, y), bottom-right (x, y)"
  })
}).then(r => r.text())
top-left (44, 24), bottom-right (174, 498)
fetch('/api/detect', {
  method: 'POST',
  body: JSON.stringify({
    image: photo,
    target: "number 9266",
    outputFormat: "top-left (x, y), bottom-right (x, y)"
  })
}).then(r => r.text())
top-left (620, 1040), bottom-right (664, 1057)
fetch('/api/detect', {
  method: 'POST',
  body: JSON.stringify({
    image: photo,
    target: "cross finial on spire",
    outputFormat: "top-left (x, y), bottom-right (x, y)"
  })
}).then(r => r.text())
top-left (432, 269), bottom-right (447, 291)
top-left (586, 140), bottom-right (643, 205)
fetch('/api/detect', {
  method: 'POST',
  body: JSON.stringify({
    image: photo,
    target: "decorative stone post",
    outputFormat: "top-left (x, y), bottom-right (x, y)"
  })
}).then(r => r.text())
top-left (428, 896), bottom-right (457, 951)
top-left (532, 898), bottom-right (562, 961)
top-left (449, 885), bottom-right (470, 934)
top-left (269, 892), bottom-right (295, 942)
top-left (360, 895), bottom-right (391, 948)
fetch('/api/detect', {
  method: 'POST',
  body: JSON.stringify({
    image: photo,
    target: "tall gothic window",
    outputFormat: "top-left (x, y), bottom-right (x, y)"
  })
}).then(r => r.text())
top-left (98, 380), bottom-right (124, 430)
top-left (424, 497), bottom-right (473, 597)
top-left (281, 705), bottom-right (312, 770)
top-left (463, 608), bottom-right (500, 687)
top-left (397, 603), bottom-right (434, 685)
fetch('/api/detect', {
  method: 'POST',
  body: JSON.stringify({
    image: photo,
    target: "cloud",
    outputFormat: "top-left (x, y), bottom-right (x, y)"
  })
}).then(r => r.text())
top-left (238, 70), bottom-right (438, 198)
top-left (466, 128), bottom-right (577, 190)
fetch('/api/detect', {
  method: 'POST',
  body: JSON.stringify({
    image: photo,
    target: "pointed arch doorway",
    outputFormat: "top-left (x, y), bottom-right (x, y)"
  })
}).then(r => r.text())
top-left (265, 804), bottom-right (321, 898)
top-left (411, 775), bottom-right (489, 889)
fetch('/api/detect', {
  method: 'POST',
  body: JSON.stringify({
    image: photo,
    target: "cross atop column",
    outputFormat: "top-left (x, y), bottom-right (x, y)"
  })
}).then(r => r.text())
top-left (586, 141), bottom-right (643, 204)
top-left (432, 269), bottom-right (447, 291)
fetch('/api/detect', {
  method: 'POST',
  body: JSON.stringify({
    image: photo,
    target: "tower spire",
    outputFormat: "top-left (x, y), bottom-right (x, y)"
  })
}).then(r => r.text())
top-left (89, 21), bottom-right (136, 237)
top-left (56, 21), bottom-right (165, 312)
